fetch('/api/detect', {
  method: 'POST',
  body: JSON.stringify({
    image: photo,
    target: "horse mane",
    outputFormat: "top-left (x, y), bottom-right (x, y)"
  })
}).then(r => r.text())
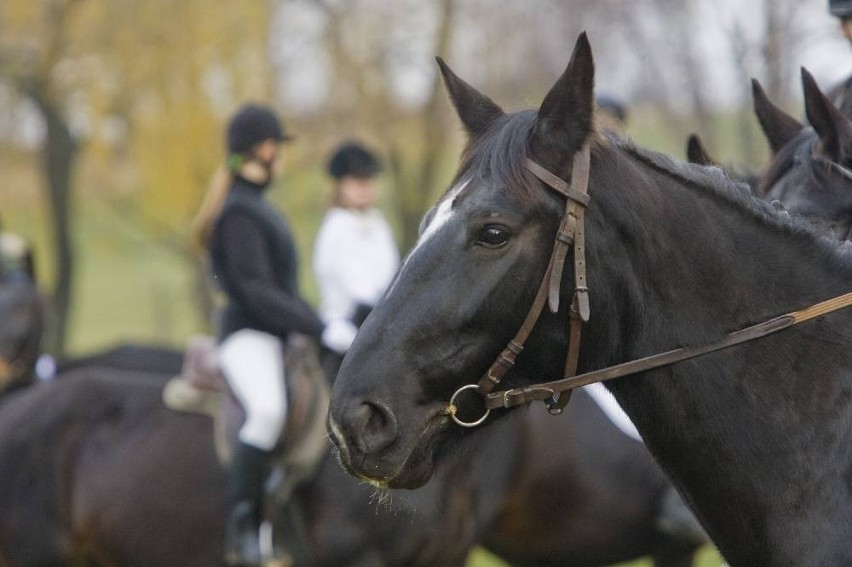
top-left (616, 136), bottom-right (850, 252)
top-left (450, 109), bottom-right (852, 266)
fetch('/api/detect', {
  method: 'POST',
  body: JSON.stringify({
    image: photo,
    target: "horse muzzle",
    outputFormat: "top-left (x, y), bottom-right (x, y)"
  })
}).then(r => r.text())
top-left (328, 398), bottom-right (449, 489)
top-left (328, 398), bottom-right (399, 471)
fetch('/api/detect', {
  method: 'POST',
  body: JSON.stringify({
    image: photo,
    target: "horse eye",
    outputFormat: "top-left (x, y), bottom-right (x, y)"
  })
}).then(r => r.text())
top-left (477, 225), bottom-right (510, 248)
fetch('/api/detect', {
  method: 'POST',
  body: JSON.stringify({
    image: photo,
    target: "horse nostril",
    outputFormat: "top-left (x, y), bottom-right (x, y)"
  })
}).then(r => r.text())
top-left (353, 400), bottom-right (398, 454)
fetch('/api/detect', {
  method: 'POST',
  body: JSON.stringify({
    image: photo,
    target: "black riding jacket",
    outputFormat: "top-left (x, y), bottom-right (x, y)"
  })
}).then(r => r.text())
top-left (209, 176), bottom-right (324, 341)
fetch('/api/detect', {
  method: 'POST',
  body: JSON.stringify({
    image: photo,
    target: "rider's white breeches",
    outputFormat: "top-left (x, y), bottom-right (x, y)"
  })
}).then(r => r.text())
top-left (219, 329), bottom-right (287, 451)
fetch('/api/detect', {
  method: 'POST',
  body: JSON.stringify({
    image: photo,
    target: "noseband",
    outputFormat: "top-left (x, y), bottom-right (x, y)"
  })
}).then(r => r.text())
top-left (447, 144), bottom-right (852, 428)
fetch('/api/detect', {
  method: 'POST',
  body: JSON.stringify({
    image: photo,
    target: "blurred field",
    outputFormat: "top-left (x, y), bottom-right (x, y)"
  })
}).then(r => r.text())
top-left (468, 546), bottom-right (726, 567)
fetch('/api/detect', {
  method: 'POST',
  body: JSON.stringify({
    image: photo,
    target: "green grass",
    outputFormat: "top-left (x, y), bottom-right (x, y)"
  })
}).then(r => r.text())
top-left (466, 545), bottom-right (726, 566)
top-left (68, 222), bottom-right (205, 352)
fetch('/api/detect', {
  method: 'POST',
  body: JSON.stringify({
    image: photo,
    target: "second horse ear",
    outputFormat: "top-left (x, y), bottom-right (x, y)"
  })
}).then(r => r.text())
top-left (752, 78), bottom-right (803, 155)
top-left (685, 134), bottom-right (717, 166)
top-left (529, 32), bottom-right (596, 175)
top-left (436, 57), bottom-right (504, 139)
top-left (801, 68), bottom-right (852, 164)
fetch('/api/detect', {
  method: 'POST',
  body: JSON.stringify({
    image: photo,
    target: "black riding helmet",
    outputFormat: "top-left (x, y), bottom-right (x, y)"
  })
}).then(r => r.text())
top-left (327, 141), bottom-right (382, 180)
top-left (830, 0), bottom-right (852, 17)
top-left (226, 103), bottom-right (292, 155)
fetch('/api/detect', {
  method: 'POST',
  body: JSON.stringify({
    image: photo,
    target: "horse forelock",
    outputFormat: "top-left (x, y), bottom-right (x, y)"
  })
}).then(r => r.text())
top-left (456, 111), bottom-right (541, 205)
top-left (454, 109), bottom-right (611, 210)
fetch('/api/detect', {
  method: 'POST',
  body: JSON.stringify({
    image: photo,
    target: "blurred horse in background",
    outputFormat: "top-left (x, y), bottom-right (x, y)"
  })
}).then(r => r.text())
top-left (0, 345), bottom-right (704, 565)
top-left (688, 68), bottom-right (852, 241)
top-left (0, 233), bottom-right (42, 395)
top-left (753, 68), bottom-right (852, 241)
top-left (683, 134), bottom-right (760, 192)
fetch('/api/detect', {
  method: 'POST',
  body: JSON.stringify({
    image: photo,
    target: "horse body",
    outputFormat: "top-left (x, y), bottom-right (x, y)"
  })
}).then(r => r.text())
top-left (480, 393), bottom-right (698, 567)
top-left (328, 34), bottom-right (852, 565)
top-left (0, 347), bottom-right (701, 566)
top-left (0, 276), bottom-right (41, 395)
top-left (593, 144), bottom-right (852, 565)
top-left (0, 368), bottom-right (223, 567)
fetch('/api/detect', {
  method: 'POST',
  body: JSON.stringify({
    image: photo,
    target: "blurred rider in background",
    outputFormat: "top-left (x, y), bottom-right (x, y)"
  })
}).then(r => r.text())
top-left (313, 141), bottom-right (399, 374)
top-left (193, 104), bottom-right (352, 566)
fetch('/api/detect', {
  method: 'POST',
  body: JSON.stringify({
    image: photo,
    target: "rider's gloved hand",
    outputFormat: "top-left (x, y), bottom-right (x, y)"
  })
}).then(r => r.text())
top-left (321, 319), bottom-right (358, 354)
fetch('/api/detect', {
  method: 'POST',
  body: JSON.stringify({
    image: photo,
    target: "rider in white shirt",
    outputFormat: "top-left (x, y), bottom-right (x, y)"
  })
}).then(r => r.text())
top-left (313, 142), bottom-right (399, 365)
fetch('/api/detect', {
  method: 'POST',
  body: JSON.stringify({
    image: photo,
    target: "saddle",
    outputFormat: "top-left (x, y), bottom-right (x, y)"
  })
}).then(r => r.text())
top-left (163, 334), bottom-right (330, 501)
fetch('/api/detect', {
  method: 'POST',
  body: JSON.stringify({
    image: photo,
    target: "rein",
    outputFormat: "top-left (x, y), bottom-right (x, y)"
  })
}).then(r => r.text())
top-left (446, 145), bottom-right (852, 426)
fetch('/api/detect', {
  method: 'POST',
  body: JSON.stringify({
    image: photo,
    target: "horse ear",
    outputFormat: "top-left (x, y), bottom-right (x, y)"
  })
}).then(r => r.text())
top-left (530, 32), bottom-right (595, 170)
top-left (802, 67), bottom-right (852, 163)
top-left (436, 57), bottom-right (504, 138)
top-left (752, 78), bottom-right (803, 155)
top-left (686, 134), bottom-right (717, 166)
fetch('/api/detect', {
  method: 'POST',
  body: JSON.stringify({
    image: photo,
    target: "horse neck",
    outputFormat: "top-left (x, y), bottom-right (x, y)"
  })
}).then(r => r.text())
top-left (577, 145), bottom-right (852, 563)
top-left (583, 145), bottom-right (852, 360)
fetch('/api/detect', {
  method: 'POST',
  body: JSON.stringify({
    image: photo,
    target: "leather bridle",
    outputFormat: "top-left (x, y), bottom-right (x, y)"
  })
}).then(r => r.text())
top-left (446, 143), bottom-right (592, 426)
top-left (446, 144), bottom-right (852, 427)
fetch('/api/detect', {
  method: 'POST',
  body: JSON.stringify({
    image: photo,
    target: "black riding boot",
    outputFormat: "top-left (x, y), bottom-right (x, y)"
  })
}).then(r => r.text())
top-left (224, 441), bottom-right (272, 567)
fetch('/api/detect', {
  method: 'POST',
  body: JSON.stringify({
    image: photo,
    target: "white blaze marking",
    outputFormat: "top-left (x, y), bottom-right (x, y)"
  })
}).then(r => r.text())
top-left (413, 179), bottom-right (468, 253)
top-left (386, 180), bottom-right (469, 297)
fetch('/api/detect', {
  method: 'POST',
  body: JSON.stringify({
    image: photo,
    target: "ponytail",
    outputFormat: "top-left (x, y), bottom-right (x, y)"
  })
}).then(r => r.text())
top-left (192, 165), bottom-right (233, 250)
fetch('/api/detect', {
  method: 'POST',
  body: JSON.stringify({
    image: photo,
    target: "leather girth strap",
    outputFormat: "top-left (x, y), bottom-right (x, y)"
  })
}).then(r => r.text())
top-left (475, 144), bottom-right (591, 415)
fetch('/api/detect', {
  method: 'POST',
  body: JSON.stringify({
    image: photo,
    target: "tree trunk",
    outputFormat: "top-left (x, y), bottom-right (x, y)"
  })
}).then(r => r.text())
top-left (762, 0), bottom-right (786, 104)
top-left (393, 0), bottom-right (457, 252)
top-left (28, 86), bottom-right (78, 356)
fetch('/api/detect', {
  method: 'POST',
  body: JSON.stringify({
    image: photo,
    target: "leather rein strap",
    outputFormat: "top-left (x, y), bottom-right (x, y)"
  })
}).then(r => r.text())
top-left (485, 289), bottom-right (852, 410)
top-left (445, 143), bottom-right (852, 426)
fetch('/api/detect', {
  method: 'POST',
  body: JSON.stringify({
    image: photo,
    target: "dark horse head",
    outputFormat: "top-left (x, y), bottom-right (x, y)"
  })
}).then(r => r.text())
top-left (329, 34), bottom-right (606, 488)
top-left (328, 33), bottom-right (852, 565)
top-left (0, 235), bottom-right (42, 393)
top-left (755, 69), bottom-right (852, 239)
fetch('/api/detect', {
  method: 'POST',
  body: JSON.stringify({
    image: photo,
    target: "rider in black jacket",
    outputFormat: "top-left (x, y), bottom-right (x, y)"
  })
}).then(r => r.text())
top-left (196, 103), bottom-right (354, 567)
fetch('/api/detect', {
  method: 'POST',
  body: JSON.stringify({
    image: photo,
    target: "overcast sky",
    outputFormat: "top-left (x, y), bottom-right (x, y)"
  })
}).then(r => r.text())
top-left (271, 0), bottom-right (852, 112)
